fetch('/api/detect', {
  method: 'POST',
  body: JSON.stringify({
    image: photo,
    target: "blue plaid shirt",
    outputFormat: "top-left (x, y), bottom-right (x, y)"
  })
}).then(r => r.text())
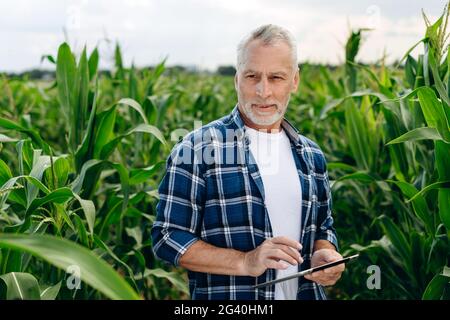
top-left (151, 105), bottom-right (339, 300)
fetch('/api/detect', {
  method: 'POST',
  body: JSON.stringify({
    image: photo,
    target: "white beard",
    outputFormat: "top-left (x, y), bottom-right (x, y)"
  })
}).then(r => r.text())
top-left (241, 98), bottom-right (289, 126)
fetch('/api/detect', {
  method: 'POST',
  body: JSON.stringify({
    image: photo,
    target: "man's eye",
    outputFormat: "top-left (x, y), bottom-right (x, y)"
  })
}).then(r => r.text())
top-left (272, 76), bottom-right (283, 80)
top-left (246, 74), bottom-right (255, 78)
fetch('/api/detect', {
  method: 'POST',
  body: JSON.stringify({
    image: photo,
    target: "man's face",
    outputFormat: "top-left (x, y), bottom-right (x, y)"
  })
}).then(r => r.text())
top-left (235, 39), bottom-right (299, 130)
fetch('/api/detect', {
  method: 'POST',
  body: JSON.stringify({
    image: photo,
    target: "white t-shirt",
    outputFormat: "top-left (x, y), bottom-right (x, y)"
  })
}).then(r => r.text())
top-left (245, 125), bottom-right (302, 300)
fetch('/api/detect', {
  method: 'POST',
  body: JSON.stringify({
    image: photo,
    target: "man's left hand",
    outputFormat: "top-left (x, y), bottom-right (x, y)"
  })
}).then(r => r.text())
top-left (304, 249), bottom-right (344, 286)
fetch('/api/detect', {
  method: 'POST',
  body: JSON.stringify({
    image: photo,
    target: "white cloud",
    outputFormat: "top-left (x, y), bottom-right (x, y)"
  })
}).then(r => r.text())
top-left (0, 0), bottom-right (443, 72)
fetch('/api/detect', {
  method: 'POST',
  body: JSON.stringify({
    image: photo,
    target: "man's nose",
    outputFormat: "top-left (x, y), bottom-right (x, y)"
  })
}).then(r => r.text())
top-left (256, 78), bottom-right (272, 98)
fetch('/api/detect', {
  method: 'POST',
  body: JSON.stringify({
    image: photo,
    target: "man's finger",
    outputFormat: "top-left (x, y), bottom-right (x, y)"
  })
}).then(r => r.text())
top-left (273, 244), bottom-right (303, 263)
top-left (266, 259), bottom-right (290, 270)
top-left (266, 248), bottom-right (299, 266)
top-left (271, 236), bottom-right (302, 251)
top-left (304, 270), bottom-right (324, 280)
top-left (323, 272), bottom-right (342, 279)
top-left (305, 270), bottom-right (341, 282)
top-left (319, 274), bottom-right (342, 286)
top-left (324, 265), bottom-right (345, 274)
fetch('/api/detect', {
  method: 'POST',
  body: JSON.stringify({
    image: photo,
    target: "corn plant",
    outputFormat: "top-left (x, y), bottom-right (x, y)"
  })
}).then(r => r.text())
top-left (0, 43), bottom-right (187, 300)
top-left (311, 3), bottom-right (450, 299)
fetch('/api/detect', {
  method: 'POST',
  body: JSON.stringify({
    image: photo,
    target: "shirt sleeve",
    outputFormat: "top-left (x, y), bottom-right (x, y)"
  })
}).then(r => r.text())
top-left (151, 139), bottom-right (206, 267)
top-left (315, 155), bottom-right (339, 251)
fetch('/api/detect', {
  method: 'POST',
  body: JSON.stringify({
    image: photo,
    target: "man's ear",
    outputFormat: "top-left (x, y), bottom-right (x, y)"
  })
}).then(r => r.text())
top-left (234, 73), bottom-right (239, 91)
top-left (291, 68), bottom-right (300, 92)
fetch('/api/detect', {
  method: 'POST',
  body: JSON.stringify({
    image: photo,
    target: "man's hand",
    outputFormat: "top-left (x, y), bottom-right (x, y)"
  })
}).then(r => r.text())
top-left (242, 236), bottom-right (303, 277)
top-left (304, 249), bottom-right (344, 286)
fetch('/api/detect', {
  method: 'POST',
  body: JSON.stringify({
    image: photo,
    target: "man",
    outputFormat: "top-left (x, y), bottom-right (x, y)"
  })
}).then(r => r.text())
top-left (151, 24), bottom-right (344, 300)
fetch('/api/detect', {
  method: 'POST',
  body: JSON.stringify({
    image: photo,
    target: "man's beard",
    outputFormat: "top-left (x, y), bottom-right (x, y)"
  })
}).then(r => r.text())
top-left (241, 99), bottom-right (289, 126)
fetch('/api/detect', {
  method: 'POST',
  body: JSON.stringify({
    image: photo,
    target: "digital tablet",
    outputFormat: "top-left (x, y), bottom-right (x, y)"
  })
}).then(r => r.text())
top-left (253, 254), bottom-right (359, 289)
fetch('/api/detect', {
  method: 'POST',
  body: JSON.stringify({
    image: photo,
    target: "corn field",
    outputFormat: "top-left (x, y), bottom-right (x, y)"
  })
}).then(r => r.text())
top-left (0, 4), bottom-right (449, 300)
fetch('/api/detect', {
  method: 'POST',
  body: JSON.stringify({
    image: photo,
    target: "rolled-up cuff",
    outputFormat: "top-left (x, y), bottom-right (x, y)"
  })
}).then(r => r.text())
top-left (152, 227), bottom-right (200, 267)
top-left (315, 230), bottom-right (339, 252)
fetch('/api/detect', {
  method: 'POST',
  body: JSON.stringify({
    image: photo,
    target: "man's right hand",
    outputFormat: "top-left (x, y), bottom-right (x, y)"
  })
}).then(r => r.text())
top-left (241, 236), bottom-right (303, 277)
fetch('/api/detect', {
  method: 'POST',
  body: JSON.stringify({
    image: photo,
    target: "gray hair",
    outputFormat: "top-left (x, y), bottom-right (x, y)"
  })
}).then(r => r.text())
top-left (236, 24), bottom-right (298, 72)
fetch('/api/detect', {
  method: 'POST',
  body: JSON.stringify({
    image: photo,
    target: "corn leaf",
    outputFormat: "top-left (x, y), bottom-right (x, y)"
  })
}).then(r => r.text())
top-left (0, 233), bottom-right (141, 300)
top-left (0, 272), bottom-right (41, 300)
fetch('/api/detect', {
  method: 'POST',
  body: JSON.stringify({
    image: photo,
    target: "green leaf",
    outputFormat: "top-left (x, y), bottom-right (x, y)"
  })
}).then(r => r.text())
top-left (109, 162), bottom-right (130, 214)
top-left (398, 35), bottom-right (426, 65)
top-left (50, 156), bottom-right (69, 189)
top-left (326, 162), bottom-right (357, 172)
top-left (344, 100), bottom-right (373, 171)
top-left (390, 87), bottom-right (450, 143)
top-left (338, 171), bottom-right (376, 183)
top-left (0, 117), bottom-right (49, 152)
top-left (73, 46), bottom-right (90, 150)
top-left (0, 233), bottom-right (141, 300)
top-left (99, 124), bottom-right (166, 160)
top-left (321, 90), bottom-right (386, 120)
top-left (40, 281), bottom-right (61, 300)
top-left (72, 193), bottom-right (96, 235)
top-left (436, 141), bottom-right (450, 229)
top-left (71, 159), bottom-right (103, 194)
top-left (40, 54), bottom-right (56, 64)
top-left (1, 175), bottom-right (50, 210)
top-left (71, 159), bottom-right (129, 215)
top-left (74, 81), bottom-right (98, 172)
top-left (405, 55), bottom-right (418, 87)
top-left (417, 87), bottom-right (450, 142)
top-left (114, 43), bottom-right (124, 79)
top-left (134, 268), bottom-right (189, 295)
top-left (125, 226), bottom-right (142, 248)
top-left (426, 44), bottom-right (450, 106)
top-left (88, 48), bottom-right (99, 80)
top-left (26, 155), bottom-right (52, 207)
top-left (72, 214), bottom-right (89, 247)
top-left (378, 215), bottom-right (411, 268)
top-left (386, 180), bottom-right (434, 234)
top-left (128, 64), bottom-right (138, 100)
top-left (0, 272), bottom-right (41, 300)
top-left (382, 107), bottom-right (411, 181)
top-left (386, 127), bottom-right (443, 145)
top-left (438, 188), bottom-right (450, 230)
top-left (435, 140), bottom-right (450, 180)
top-left (0, 158), bottom-right (13, 186)
top-left (0, 117), bottom-right (26, 131)
top-left (407, 180), bottom-right (450, 202)
top-left (56, 43), bottom-right (76, 125)
top-left (93, 106), bottom-right (116, 159)
top-left (129, 162), bottom-right (164, 185)
top-left (422, 267), bottom-right (450, 300)
top-left (92, 235), bottom-right (137, 289)
top-left (117, 98), bottom-right (148, 124)
top-left (26, 187), bottom-right (73, 216)
top-left (144, 96), bottom-right (158, 125)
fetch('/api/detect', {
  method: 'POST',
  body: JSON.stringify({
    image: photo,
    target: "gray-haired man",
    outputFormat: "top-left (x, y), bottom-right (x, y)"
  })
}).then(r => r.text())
top-left (152, 24), bottom-right (343, 300)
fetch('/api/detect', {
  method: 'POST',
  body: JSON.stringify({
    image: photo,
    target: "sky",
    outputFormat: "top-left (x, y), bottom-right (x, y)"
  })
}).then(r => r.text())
top-left (0, 0), bottom-right (446, 72)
